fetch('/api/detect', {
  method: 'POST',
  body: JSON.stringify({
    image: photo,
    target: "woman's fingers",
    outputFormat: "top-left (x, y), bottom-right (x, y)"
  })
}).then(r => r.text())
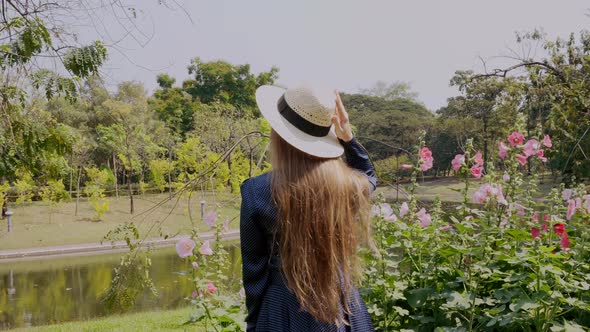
top-left (332, 91), bottom-right (354, 142)
top-left (335, 91), bottom-right (349, 121)
top-left (331, 114), bottom-right (342, 131)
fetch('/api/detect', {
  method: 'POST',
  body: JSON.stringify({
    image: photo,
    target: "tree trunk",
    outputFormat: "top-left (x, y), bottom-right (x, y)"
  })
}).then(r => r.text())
top-left (526, 119), bottom-right (532, 176)
top-left (75, 166), bottom-right (82, 217)
top-left (127, 168), bottom-right (134, 214)
top-left (140, 161), bottom-right (145, 196)
top-left (227, 157), bottom-right (232, 187)
top-left (69, 155), bottom-right (73, 199)
top-left (168, 148), bottom-right (172, 199)
top-left (483, 109), bottom-right (489, 174)
top-left (113, 152), bottom-right (119, 198)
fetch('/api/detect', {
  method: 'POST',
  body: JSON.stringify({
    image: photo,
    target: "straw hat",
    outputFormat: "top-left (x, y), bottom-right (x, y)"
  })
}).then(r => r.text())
top-left (255, 83), bottom-right (344, 158)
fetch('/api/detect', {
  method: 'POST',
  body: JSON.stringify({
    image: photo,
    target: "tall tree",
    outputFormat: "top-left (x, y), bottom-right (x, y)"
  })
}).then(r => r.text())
top-left (149, 76), bottom-right (196, 136)
top-left (98, 82), bottom-right (167, 214)
top-left (343, 93), bottom-right (433, 160)
top-left (448, 73), bottom-right (520, 171)
top-left (182, 58), bottom-right (278, 115)
top-left (360, 81), bottom-right (420, 102)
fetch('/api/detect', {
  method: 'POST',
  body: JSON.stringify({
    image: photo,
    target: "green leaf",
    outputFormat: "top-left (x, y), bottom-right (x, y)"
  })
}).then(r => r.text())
top-left (406, 287), bottom-right (434, 308)
top-left (63, 41), bottom-right (108, 77)
top-left (442, 291), bottom-right (471, 310)
top-left (509, 298), bottom-right (540, 312)
top-left (393, 306), bottom-right (410, 316)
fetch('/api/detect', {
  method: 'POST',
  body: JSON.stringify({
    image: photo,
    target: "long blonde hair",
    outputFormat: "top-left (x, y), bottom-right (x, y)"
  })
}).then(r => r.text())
top-left (270, 130), bottom-right (371, 325)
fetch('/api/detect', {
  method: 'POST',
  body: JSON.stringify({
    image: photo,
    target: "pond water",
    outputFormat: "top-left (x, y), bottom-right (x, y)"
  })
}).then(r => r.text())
top-left (0, 245), bottom-right (242, 330)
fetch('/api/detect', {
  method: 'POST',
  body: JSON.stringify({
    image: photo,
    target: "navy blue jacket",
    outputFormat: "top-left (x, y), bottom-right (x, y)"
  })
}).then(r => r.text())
top-left (240, 138), bottom-right (376, 331)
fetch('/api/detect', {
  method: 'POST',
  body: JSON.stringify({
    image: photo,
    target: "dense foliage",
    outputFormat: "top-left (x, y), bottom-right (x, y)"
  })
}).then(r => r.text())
top-left (362, 126), bottom-right (590, 331)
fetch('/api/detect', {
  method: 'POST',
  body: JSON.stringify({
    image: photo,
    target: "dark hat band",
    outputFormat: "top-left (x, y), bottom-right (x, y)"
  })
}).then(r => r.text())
top-left (277, 95), bottom-right (331, 137)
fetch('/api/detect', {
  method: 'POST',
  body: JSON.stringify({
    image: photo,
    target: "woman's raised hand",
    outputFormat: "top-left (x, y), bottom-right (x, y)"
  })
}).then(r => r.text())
top-left (331, 91), bottom-right (354, 142)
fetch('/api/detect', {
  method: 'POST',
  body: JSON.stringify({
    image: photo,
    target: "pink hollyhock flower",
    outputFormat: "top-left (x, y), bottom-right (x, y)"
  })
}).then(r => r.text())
top-left (470, 165), bottom-right (483, 179)
top-left (562, 189), bottom-right (573, 201)
top-left (499, 219), bottom-right (509, 228)
top-left (542, 224), bottom-right (549, 232)
top-left (374, 203), bottom-right (397, 222)
top-left (508, 132), bottom-right (525, 147)
top-left (419, 147), bottom-right (432, 160)
top-left (439, 225), bottom-right (453, 231)
top-left (567, 199), bottom-right (576, 220)
top-left (560, 233), bottom-right (570, 251)
top-left (472, 183), bottom-right (492, 204)
top-left (418, 147), bottom-right (434, 171)
top-left (523, 139), bottom-right (540, 157)
top-left (379, 203), bottom-right (393, 215)
top-left (553, 223), bottom-right (565, 235)
top-left (503, 173), bottom-right (510, 182)
top-left (451, 154), bottom-right (465, 171)
top-left (515, 204), bottom-right (526, 216)
top-left (498, 142), bottom-right (509, 159)
top-left (370, 205), bottom-right (380, 219)
top-left (508, 203), bottom-right (525, 216)
top-left (583, 195), bottom-right (590, 213)
top-left (575, 197), bottom-right (582, 209)
top-left (206, 282), bottom-right (218, 293)
top-left (472, 189), bottom-right (487, 204)
top-left (516, 154), bottom-right (528, 166)
top-left (420, 158), bottom-right (433, 171)
top-left (176, 238), bottom-right (195, 258)
top-left (417, 208), bottom-right (431, 227)
top-left (204, 211), bottom-right (217, 228)
top-left (382, 208), bottom-right (398, 223)
top-left (537, 149), bottom-right (547, 162)
top-left (531, 227), bottom-right (541, 239)
top-left (192, 261), bottom-right (199, 269)
top-left (401, 164), bottom-right (413, 170)
top-left (495, 186), bottom-right (508, 205)
top-left (544, 214), bottom-right (550, 222)
top-left (191, 290), bottom-right (199, 298)
top-left (223, 217), bottom-right (230, 232)
top-left (543, 135), bottom-right (552, 148)
top-left (399, 202), bottom-right (409, 217)
top-left (200, 240), bottom-right (213, 256)
top-left (533, 212), bottom-right (539, 222)
top-left (472, 183), bottom-right (506, 205)
top-left (473, 151), bottom-right (483, 166)
top-left (371, 204), bottom-right (397, 221)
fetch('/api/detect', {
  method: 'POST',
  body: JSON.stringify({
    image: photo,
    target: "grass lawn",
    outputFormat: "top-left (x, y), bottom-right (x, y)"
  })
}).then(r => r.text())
top-left (376, 175), bottom-right (559, 203)
top-left (12, 307), bottom-right (215, 332)
top-left (1, 176), bottom-right (559, 250)
top-left (375, 177), bottom-right (478, 202)
top-left (0, 192), bottom-right (241, 250)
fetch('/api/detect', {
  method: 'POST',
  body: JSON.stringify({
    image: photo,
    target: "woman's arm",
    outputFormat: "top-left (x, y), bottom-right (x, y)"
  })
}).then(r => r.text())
top-left (332, 91), bottom-right (377, 192)
top-left (340, 137), bottom-right (377, 193)
top-left (240, 179), bottom-right (270, 331)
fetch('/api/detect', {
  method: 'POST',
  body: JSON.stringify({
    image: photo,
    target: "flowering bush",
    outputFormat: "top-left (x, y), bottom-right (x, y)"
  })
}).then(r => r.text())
top-left (361, 130), bottom-right (590, 331)
top-left (175, 210), bottom-right (245, 331)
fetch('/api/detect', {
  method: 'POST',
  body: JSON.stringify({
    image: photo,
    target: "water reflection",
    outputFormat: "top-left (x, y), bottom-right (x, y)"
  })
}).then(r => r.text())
top-left (0, 245), bottom-right (242, 330)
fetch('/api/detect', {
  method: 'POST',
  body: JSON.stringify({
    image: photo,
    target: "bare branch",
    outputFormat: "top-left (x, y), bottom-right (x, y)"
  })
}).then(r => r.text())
top-left (470, 61), bottom-right (566, 83)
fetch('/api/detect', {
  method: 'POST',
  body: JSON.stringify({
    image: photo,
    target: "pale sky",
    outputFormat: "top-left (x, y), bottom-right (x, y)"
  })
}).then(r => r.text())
top-left (83, 0), bottom-right (589, 111)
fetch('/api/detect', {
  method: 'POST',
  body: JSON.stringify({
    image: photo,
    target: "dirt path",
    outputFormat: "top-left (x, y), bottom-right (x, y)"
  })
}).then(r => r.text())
top-left (0, 229), bottom-right (240, 262)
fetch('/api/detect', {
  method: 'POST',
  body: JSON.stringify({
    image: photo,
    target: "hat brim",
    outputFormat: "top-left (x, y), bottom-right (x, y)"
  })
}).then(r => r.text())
top-left (256, 85), bottom-right (344, 159)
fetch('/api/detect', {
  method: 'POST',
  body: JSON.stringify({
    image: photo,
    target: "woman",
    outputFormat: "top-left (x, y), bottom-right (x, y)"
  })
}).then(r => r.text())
top-left (240, 83), bottom-right (376, 331)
